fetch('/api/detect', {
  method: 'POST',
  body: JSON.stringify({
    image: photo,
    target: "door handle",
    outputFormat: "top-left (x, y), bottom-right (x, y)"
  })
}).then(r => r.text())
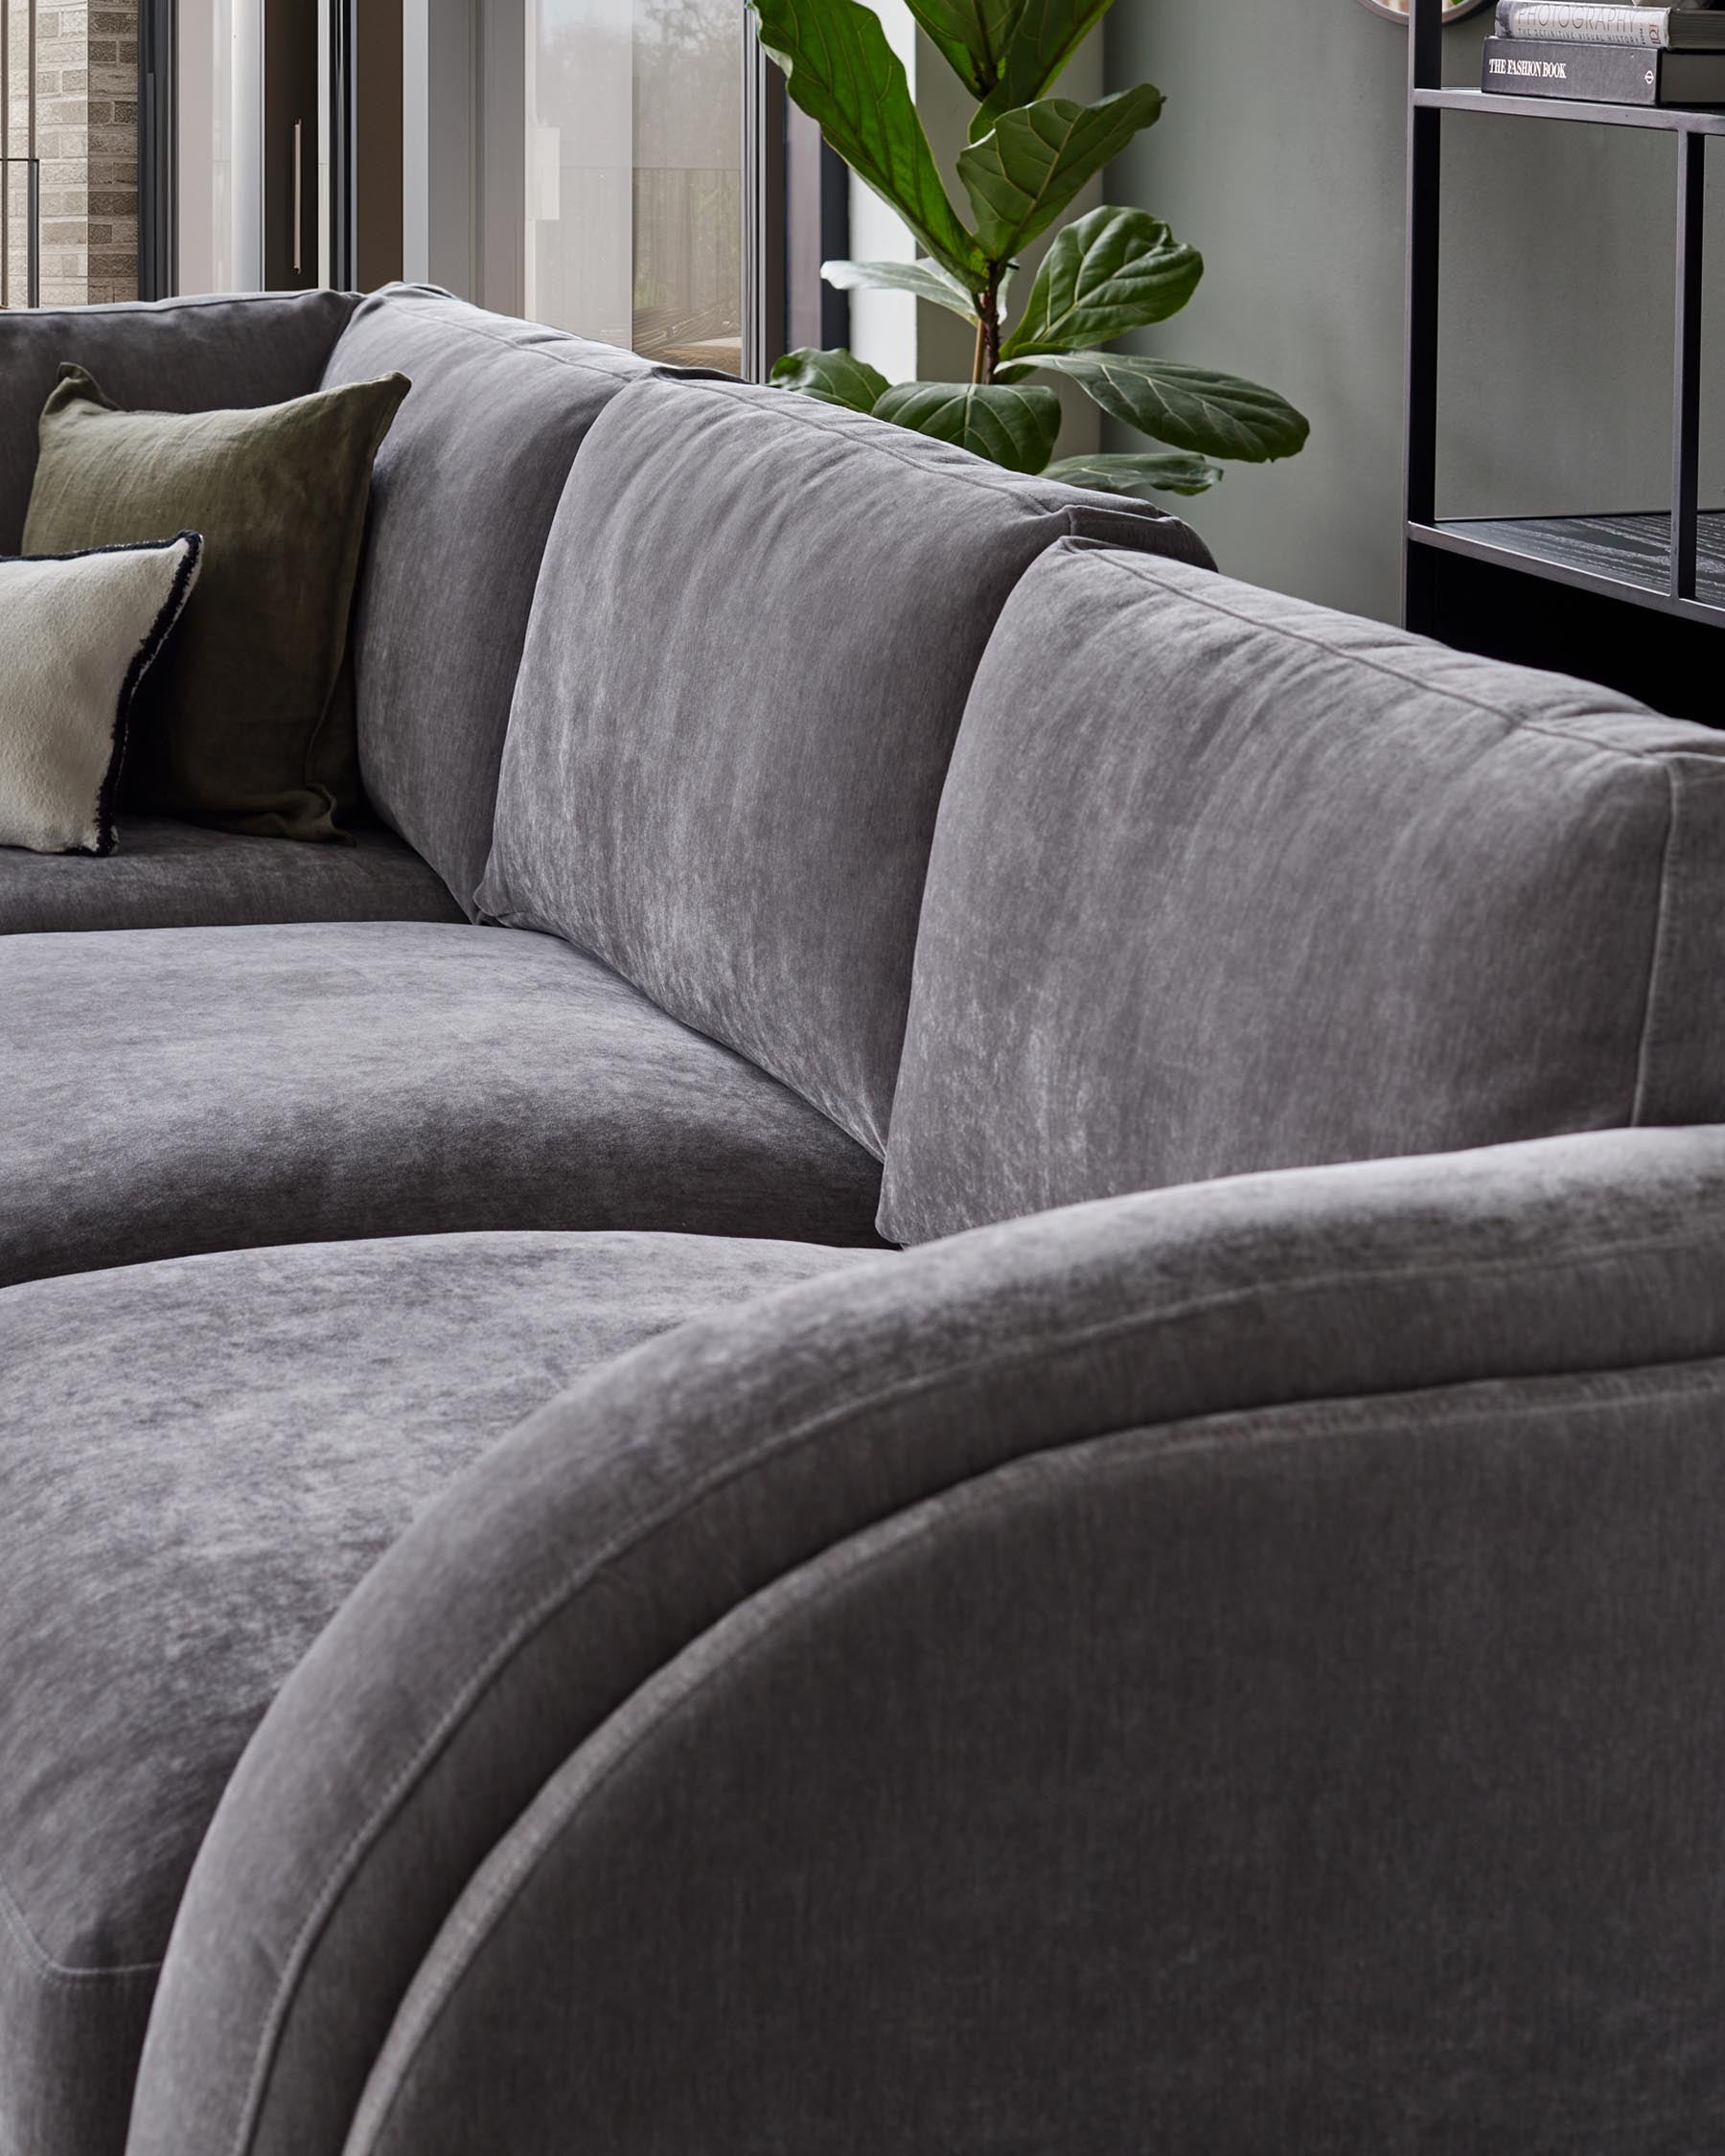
top-left (292, 119), bottom-right (303, 274)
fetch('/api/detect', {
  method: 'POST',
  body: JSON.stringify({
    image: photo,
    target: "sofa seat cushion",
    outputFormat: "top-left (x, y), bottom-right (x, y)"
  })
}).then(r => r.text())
top-left (0, 921), bottom-right (884, 1289)
top-left (0, 816), bottom-right (465, 933)
top-left (0, 1227), bottom-right (883, 2156)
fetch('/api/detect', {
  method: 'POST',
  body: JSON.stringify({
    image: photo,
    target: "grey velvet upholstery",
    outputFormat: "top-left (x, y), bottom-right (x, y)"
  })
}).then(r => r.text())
top-left (321, 287), bottom-right (650, 911)
top-left (0, 816), bottom-right (462, 933)
top-left (477, 373), bottom-right (1213, 1158)
top-left (0, 921), bottom-right (884, 1289)
top-left (356, 1356), bottom-right (1725, 2156)
top-left (0, 289), bottom-right (356, 552)
top-left (0, 1228), bottom-right (874, 2156)
top-left (16, 287), bottom-right (1725, 2156)
top-left (881, 542), bottom-right (1725, 1242)
top-left (124, 1126), bottom-right (1725, 2156)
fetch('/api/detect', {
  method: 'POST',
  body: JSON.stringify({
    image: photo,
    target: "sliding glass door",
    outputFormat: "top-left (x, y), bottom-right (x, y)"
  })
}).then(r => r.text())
top-left (518, 0), bottom-right (742, 369)
top-left (177, 0), bottom-right (333, 296)
top-left (150, 0), bottom-right (753, 355)
top-left (176, 0), bottom-right (263, 293)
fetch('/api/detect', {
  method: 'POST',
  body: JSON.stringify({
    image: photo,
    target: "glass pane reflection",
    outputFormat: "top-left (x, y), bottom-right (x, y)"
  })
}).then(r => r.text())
top-left (526, 0), bottom-right (741, 372)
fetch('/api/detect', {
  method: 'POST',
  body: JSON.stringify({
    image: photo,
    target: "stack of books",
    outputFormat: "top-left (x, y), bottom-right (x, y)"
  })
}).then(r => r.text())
top-left (1483, 0), bottom-right (1725, 105)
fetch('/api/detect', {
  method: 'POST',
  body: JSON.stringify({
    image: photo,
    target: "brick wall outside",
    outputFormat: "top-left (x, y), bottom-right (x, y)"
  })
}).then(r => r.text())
top-left (2, 0), bottom-right (34, 306)
top-left (3, 0), bottom-right (137, 308)
top-left (86, 5), bottom-right (140, 301)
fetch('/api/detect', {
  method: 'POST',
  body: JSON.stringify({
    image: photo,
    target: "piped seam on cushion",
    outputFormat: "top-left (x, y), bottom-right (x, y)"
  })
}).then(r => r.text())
top-left (1629, 760), bottom-right (1681, 1128)
top-left (339, 303), bottom-right (650, 387)
top-left (21, 289), bottom-right (357, 328)
top-left (0, 1873), bottom-right (162, 1987)
top-left (656, 373), bottom-right (1187, 516)
top-left (218, 1214), bottom-right (1723, 2156)
top-left (1078, 547), bottom-right (1715, 761)
top-left (1060, 499), bottom-right (1210, 567)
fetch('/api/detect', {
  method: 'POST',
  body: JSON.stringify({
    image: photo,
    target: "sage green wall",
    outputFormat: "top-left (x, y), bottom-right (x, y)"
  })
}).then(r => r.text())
top-left (1103, 0), bottom-right (1716, 622)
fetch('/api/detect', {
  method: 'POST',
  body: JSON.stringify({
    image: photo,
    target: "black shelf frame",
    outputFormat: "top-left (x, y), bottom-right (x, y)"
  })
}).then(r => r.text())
top-left (1402, 1), bottom-right (1722, 683)
top-left (1410, 509), bottom-right (1725, 622)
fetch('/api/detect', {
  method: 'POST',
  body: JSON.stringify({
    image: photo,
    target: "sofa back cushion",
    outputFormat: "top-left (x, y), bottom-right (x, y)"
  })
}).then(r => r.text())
top-left (477, 374), bottom-right (1212, 1158)
top-left (878, 542), bottom-right (1725, 1243)
top-left (0, 289), bottom-right (356, 554)
top-left (320, 287), bottom-right (651, 912)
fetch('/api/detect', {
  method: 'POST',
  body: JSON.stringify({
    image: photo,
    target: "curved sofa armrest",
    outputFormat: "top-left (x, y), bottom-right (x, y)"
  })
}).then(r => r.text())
top-left (128, 1126), bottom-right (1725, 2156)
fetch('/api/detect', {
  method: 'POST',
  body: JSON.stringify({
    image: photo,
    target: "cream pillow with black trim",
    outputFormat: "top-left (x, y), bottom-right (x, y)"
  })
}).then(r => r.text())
top-left (0, 533), bottom-right (201, 856)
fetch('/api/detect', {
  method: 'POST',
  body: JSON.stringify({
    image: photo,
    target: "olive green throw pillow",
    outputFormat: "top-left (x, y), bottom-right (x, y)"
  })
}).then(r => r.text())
top-left (21, 364), bottom-right (409, 840)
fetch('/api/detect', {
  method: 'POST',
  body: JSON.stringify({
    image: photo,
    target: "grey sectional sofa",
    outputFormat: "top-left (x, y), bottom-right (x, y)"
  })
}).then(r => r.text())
top-left (5, 285), bottom-right (1725, 2156)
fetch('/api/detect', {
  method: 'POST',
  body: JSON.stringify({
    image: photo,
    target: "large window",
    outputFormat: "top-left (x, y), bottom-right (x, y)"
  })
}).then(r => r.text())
top-left (3, 0), bottom-right (142, 309)
top-left (521, 0), bottom-right (742, 369)
top-left (177, 0), bottom-right (334, 296)
top-left (177, 0), bottom-right (266, 294)
top-left (0, 0), bottom-right (756, 357)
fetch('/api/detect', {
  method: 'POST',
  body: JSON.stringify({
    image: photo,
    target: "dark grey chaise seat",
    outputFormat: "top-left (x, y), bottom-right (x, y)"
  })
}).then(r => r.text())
top-left (11, 1131), bottom-right (1725, 2156)
top-left (5, 289), bottom-right (1725, 2156)
top-left (0, 818), bottom-right (464, 934)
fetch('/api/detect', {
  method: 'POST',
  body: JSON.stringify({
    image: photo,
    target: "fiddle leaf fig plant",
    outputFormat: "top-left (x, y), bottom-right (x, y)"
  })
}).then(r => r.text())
top-left (752, 0), bottom-right (1307, 497)
top-left (874, 378), bottom-right (1063, 471)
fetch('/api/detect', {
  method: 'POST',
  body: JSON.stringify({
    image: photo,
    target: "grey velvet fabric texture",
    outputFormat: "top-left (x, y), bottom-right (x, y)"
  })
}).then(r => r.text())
top-left (0, 1228), bottom-right (871, 2156)
top-left (881, 543), bottom-right (1725, 1243)
top-left (0, 920), bottom-right (884, 1289)
top-left (351, 1362), bottom-right (1725, 2156)
top-left (320, 287), bottom-right (650, 911)
top-left (0, 289), bottom-right (356, 552)
top-left (126, 1124), bottom-right (1725, 2156)
top-left (0, 816), bottom-right (462, 932)
top-left (477, 374), bottom-right (1213, 1158)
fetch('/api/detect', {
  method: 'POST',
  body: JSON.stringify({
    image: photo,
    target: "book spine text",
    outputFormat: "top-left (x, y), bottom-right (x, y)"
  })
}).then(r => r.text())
top-left (1495, 1), bottom-right (1666, 44)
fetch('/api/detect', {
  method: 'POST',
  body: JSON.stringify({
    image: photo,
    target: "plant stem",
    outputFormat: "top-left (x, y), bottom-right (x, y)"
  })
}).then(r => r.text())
top-left (971, 275), bottom-right (1001, 386)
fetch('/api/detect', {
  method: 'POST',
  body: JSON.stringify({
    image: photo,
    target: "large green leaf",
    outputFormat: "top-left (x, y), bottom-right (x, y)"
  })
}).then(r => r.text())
top-left (771, 346), bottom-right (892, 412)
top-left (872, 379), bottom-right (1062, 473)
top-left (906, 0), bottom-right (1118, 112)
top-left (1045, 448), bottom-right (1223, 497)
top-left (901, 0), bottom-right (1016, 97)
top-left (750, 0), bottom-right (986, 283)
top-left (977, 0), bottom-right (1119, 127)
top-left (821, 257), bottom-right (979, 324)
top-left (956, 84), bottom-right (1163, 262)
top-left (1032, 351), bottom-right (1310, 461)
top-left (1000, 206), bottom-right (1202, 361)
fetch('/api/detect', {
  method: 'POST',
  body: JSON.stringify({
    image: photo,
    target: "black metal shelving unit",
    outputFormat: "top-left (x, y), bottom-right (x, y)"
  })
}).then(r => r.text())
top-left (1403, 0), bottom-right (1725, 717)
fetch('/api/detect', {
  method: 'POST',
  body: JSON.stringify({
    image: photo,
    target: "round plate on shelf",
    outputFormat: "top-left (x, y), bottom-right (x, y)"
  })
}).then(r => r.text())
top-left (1354, 0), bottom-right (1491, 20)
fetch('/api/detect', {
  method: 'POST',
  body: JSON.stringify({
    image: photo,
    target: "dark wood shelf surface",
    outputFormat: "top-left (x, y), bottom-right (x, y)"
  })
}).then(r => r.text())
top-left (1409, 511), bottom-right (1725, 623)
top-left (1415, 85), bottom-right (1725, 133)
